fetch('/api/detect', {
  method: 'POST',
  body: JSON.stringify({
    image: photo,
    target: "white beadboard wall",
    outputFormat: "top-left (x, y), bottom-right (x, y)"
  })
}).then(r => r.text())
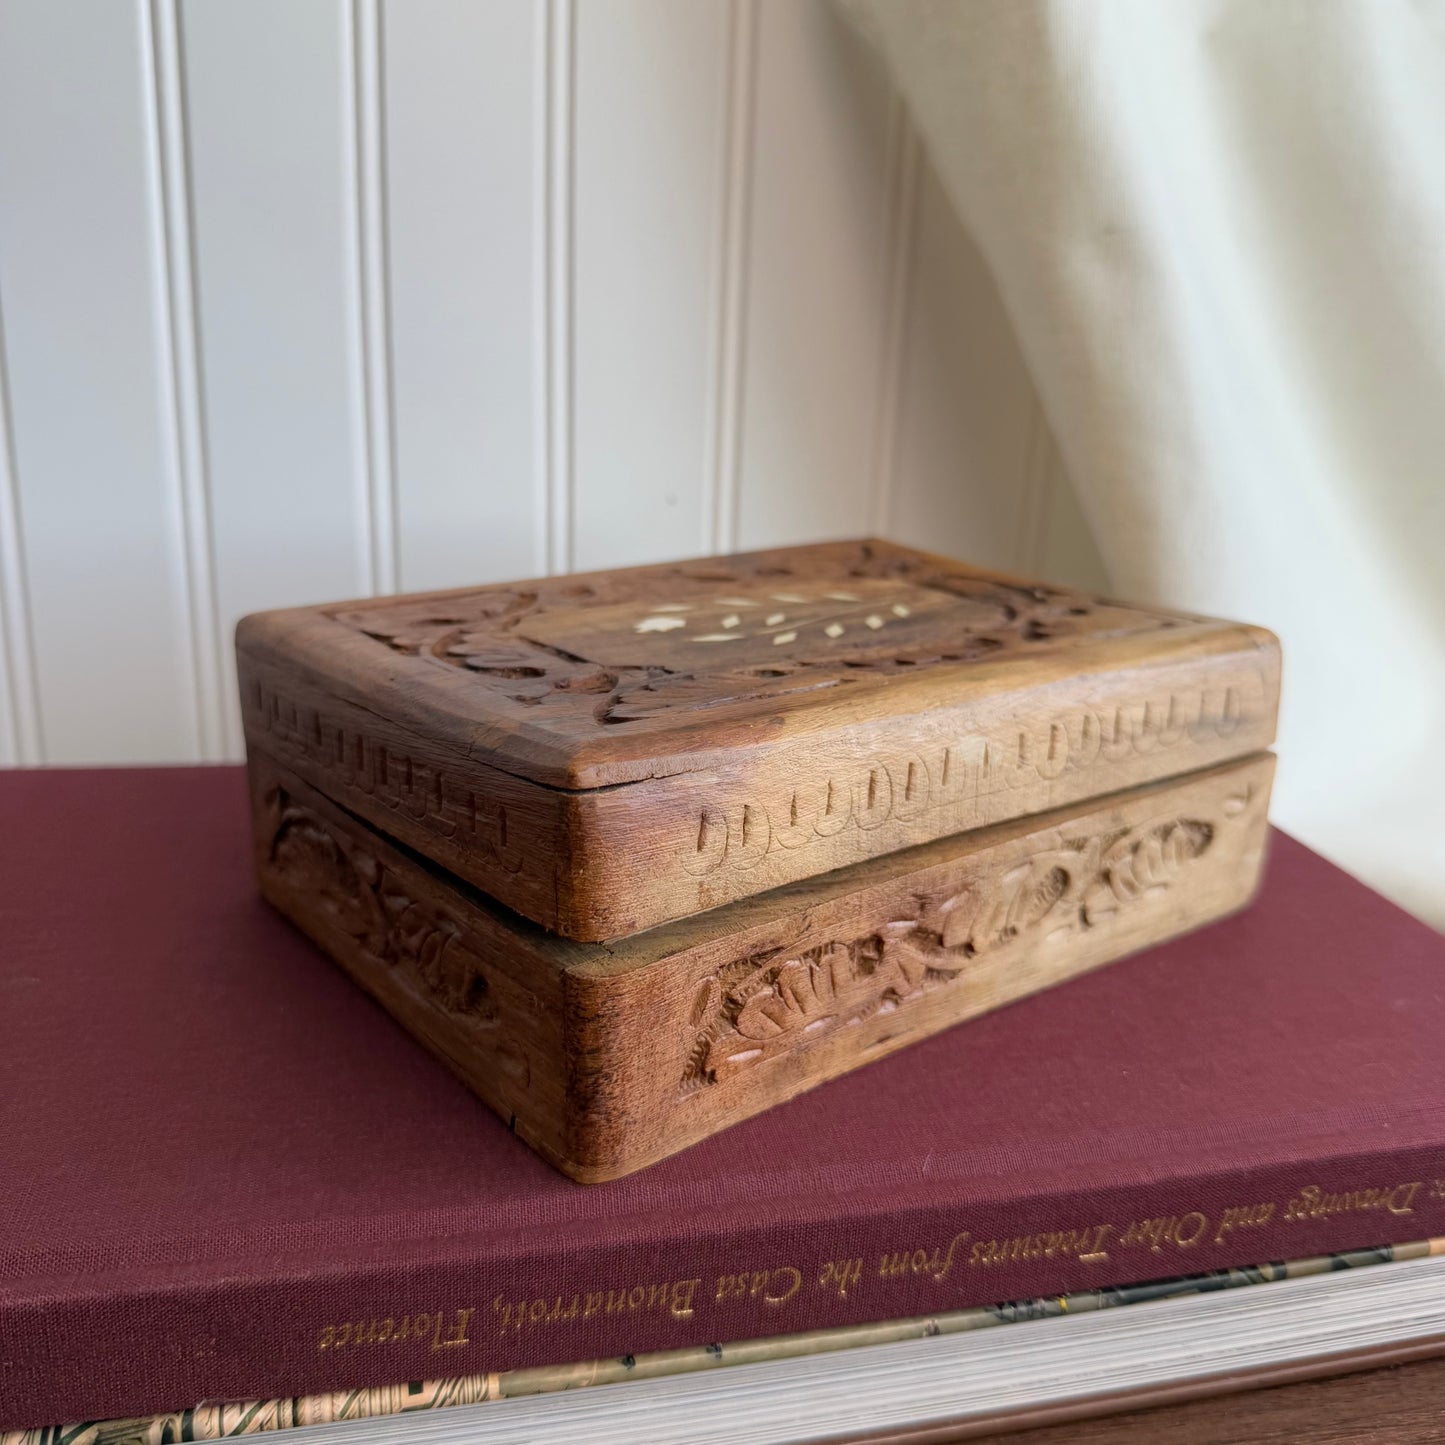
top-left (0, 0), bottom-right (1106, 767)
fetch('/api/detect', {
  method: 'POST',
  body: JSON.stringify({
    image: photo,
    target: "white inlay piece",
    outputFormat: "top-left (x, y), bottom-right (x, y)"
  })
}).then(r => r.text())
top-left (635, 615), bottom-right (687, 633)
top-left (696, 632), bottom-right (744, 642)
top-left (892, 604), bottom-right (911, 618)
top-left (772, 630), bottom-right (798, 645)
top-left (770, 593), bottom-right (806, 603)
top-left (865, 614), bottom-right (884, 630)
top-left (765, 612), bottom-right (786, 626)
top-left (720, 614), bottom-right (741, 629)
top-left (824, 591), bottom-right (860, 602)
top-left (824, 622), bottom-right (845, 639)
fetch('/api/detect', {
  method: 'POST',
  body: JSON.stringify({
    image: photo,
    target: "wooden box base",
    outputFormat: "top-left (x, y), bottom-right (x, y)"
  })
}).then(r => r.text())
top-left (248, 749), bottom-right (1274, 1182)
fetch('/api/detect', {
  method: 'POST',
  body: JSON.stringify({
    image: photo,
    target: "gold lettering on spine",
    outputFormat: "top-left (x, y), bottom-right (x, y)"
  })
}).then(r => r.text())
top-left (1393, 1182), bottom-right (1424, 1214)
top-left (818, 1258), bottom-right (864, 1298)
top-left (931, 1231), bottom-right (972, 1281)
top-left (1214, 1202), bottom-right (1276, 1245)
top-left (311, 1172), bottom-right (1435, 1354)
top-left (1284, 1181), bottom-right (1423, 1221)
top-left (762, 1267), bottom-right (801, 1306)
top-left (1173, 1212), bottom-right (1208, 1249)
top-left (320, 1308), bottom-right (472, 1352)
top-left (487, 1280), bottom-right (702, 1337)
top-left (714, 1268), bottom-right (799, 1309)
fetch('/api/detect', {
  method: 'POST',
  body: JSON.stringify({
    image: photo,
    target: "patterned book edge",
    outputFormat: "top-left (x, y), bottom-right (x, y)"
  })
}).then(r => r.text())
top-left (10, 1238), bottom-right (1442, 1445)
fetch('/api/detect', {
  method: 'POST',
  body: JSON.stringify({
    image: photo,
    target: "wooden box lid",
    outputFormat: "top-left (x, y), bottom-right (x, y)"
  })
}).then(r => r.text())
top-left (236, 539), bottom-right (1280, 940)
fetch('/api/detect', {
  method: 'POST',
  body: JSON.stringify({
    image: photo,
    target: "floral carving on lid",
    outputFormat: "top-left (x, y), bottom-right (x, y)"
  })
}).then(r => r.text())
top-left (327, 542), bottom-right (1182, 729)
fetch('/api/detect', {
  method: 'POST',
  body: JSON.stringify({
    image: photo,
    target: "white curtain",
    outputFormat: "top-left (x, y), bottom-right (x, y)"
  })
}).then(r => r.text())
top-left (843, 0), bottom-right (1445, 928)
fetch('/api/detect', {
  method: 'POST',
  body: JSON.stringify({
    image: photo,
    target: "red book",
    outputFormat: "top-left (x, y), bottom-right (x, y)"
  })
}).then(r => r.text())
top-left (2, 766), bottom-right (1443, 1431)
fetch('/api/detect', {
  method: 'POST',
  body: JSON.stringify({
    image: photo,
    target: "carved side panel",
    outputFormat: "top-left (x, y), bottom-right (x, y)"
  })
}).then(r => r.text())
top-left (681, 789), bottom-right (1253, 1093)
top-left (257, 784), bottom-right (530, 1088)
top-left (247, 750), bottom-right (1273, 1181)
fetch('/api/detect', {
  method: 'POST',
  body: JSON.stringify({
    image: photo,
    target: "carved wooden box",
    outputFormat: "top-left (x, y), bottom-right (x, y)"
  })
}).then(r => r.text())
top-left (239, 541), bottom-right (1280, 1178)
top-left (249, 750), bottom-right (1275, 1182)
top-left (236, 540), bottom-right (1280, 942)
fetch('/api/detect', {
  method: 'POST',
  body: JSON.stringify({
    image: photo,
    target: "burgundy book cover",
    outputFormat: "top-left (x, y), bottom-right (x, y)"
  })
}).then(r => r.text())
top-left (1, 767), bottom-right (1443, 1430)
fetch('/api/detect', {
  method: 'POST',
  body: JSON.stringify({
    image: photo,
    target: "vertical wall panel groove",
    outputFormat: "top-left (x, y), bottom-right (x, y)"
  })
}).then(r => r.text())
top-left (868, 97), bottom-right (920, 540)
top-left (338, 0), bottom-right (374, 596)
top-left (0, 293), bottom-right (43, 765)
top-left (146, 0), bottom-right (224, 759)
top-left (0, 0), bottom-right (200, 763)
top-left (530, 0), bottom-right (551, 576)
top-left (0, 3), bottom-right (1062, 764)
top-left (184, 0), bottom-right (375, 756)
top-left (543, 0), bottom-right (576, 574)
top-left (735, 0), bottom-right (897, 548)
top-left (573, 0), bottom-right (731, 570)
top-left (706, 0), bottom-right (757, 556)
top-left (384, 0), bottom-right (539, 592)
top-left (349, 0), bottom-right (399, 596)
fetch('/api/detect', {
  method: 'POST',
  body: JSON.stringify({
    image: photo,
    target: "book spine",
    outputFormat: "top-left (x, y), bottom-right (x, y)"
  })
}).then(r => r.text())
top-left (6, 1144), bottom-right (1444, 1430)
top-left (12, 1239), bottom-right (1441, 1444)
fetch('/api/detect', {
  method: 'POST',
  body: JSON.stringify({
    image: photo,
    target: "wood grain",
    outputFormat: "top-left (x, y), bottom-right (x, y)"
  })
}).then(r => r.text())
top-left (248, 748), bottom-right (1274, 1182)
top-left (236, 539), bottom-right (1280, 939)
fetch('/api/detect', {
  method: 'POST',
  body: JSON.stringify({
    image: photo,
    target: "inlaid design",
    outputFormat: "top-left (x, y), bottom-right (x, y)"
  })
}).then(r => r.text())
top-left (637, 591), bottom-right (884, 640)
top-left (328, 542), bottom-right (1185, 730)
